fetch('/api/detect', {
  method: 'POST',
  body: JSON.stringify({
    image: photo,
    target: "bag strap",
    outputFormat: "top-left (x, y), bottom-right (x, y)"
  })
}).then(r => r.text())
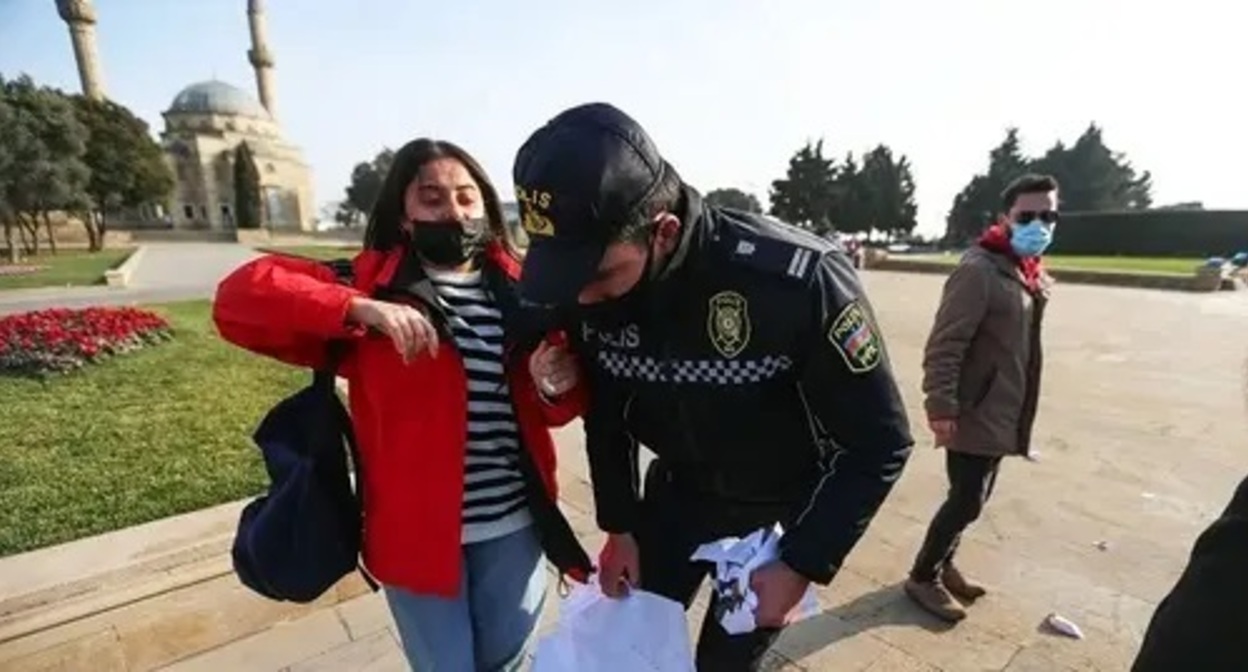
top-left (312, 258), bottom-right (380, 591)
top-left (312, 340), bottom-right (349, 389)
top-left (312, 344), bottom-right (379, 592)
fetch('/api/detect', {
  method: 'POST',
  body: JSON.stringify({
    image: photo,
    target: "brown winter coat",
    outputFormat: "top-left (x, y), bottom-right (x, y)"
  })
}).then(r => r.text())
top-left (921, 246), bottom-right (1050, 457)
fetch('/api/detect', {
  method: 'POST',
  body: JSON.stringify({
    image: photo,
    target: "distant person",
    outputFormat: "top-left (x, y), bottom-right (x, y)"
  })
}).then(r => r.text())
top-left (1131, 474), bottom-right (1248, 670)
top-left (905, 174), bottom-right (1058, 622)
top-left (848, 238), bottom-right (866, 269)
top-left (213, 138), bottom-right (592, 671)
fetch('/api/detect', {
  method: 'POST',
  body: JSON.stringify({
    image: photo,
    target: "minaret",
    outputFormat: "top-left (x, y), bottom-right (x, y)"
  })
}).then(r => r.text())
top-left (247, 0), bottom-right (277, 117)
top-left (55, 0), bottom-right (105, 101)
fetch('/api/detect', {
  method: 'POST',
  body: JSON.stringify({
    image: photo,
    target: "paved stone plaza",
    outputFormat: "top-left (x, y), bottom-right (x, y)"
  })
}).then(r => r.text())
top-left (99, 270), bottom-right (1248, 670)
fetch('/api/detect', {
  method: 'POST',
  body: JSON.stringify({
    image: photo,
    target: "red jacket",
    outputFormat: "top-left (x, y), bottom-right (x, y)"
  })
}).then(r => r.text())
top-left (213, 242), bottom-right (590, 597)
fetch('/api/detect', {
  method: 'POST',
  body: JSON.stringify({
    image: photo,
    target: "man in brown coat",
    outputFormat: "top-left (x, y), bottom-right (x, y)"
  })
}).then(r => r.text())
top-left (905, 174), bottom-right (1058, 622)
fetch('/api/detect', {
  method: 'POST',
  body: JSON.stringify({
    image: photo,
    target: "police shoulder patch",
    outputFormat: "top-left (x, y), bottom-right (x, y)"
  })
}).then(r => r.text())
top-left (827, 300), bottom-right (881, 374)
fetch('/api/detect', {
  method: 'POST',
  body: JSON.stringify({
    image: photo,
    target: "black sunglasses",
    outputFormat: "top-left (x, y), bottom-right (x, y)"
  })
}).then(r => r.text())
top-left (1014, 210), bottom-right (1060, 225)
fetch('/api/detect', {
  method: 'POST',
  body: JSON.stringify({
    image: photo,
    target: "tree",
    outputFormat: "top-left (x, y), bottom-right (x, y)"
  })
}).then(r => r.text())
top-left (1031, 124), bottom-right (1151, 211)
top-left (333, 202), bottom-right (360, 228)
top-left (769, 140), bottom-right (839, 234)
top-left (827, 152), bottom-right (867, 235)
top-left (944, 124), bottom-right (1155, 245)
top-left (0, 85), bottom-right (23, 262)
top-left (945, 175), bottom-right (993, 247)
top-left (988, 127), bottom-right (1028, 182)
top-left (945, 128), bottom-right (1032, 245)
top-left (341, 148), bottom-right (395, 225)
top-left (72, 95), bottom-right (174, 250)
top-left (704, 187), bottom-right (762, 213)
top-left (0, 75), bottom-right (90, 257)
top-left (858, 144), bottom-right (918, 238)
top-left (233, 142), bottom-right (263, 229)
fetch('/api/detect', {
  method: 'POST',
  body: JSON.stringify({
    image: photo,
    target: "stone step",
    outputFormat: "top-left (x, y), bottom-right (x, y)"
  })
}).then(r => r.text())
top-left (0, 501), bottom-right (244, 644)
top-left (0, 499), bottom-right (371, 672)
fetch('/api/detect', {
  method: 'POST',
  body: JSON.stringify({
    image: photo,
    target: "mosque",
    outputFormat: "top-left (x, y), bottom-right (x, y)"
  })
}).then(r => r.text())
top-left (56, 0), bottom-right (316, 231)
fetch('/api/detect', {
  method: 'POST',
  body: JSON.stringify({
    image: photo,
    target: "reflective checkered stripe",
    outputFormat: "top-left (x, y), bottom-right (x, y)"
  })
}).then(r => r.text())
top-left (597, 351), bottom-right (793, 384)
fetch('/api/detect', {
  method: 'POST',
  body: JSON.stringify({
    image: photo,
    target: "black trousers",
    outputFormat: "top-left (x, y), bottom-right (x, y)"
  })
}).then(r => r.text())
top-left (910, 451), bottom-right (1002, 582)
top-left (636, 461), bottom-right (786, 672)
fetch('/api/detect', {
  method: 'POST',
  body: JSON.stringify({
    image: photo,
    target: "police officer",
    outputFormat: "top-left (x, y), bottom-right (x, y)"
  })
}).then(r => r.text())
top-left (515, 103), bottom-right (915, 671)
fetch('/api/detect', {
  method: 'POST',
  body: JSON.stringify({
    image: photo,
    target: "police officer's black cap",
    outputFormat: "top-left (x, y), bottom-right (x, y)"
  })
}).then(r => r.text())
top-left (513, 102), bottom-right (672, 308)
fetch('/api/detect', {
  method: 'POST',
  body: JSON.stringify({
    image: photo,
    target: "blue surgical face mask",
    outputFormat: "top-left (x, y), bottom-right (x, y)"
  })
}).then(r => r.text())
top-left (1009, 220), bottom-right (1054, 257)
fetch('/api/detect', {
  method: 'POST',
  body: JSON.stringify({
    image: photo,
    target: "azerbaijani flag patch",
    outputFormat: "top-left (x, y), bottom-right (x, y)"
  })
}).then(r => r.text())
top-left (827, 301), bottom-right (882, 374)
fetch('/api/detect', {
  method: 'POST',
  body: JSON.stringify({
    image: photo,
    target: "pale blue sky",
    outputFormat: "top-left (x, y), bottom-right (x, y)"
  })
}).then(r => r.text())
top-left (1, 0), bottom-right (1242, 235)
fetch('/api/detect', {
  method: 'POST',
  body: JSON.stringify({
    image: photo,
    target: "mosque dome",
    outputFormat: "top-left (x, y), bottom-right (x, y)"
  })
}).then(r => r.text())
top-left (167, 80), bottom-right (270, 118)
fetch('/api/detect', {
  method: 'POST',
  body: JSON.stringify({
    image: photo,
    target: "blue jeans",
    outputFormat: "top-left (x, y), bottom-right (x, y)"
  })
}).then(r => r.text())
top-left (385, 525), bottom-right (547, 671)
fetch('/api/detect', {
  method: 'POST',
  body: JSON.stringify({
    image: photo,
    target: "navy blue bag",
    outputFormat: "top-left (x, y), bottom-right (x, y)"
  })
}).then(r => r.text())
top-left (231, 341), bottom-right (378, 603)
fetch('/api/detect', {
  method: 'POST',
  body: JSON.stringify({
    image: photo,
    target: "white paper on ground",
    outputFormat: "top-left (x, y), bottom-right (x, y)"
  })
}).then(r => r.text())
top-left (531, 576), bottom-right (696, 672)
top-left (690, 524), bottom-right (821, 635)
top-left (1044, 612), bottom-right (1086, 640)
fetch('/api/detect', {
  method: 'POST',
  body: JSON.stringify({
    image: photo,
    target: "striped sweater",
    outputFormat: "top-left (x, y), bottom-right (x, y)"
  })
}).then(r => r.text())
top-left (427, 267), bottom-right (532, 544)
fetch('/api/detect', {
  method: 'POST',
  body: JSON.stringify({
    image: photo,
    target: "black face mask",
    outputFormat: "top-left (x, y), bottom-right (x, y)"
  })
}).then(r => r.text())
top-left (408, 218), bottom-right (490, 267)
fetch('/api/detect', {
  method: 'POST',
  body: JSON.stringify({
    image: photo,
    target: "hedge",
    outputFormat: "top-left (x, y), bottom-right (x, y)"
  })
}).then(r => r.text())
top-left (1049, 210), bottom-right (1248, 257)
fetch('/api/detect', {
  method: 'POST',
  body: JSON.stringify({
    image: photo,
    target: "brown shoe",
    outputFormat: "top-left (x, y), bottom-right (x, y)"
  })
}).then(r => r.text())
top-left (941, 565), bottom-right (987, 603)
top-left (904, 578), bottom-right (967, 622)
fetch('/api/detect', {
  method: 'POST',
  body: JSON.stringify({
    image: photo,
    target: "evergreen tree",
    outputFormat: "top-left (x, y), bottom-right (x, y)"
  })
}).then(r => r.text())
top-left (233, 142), bottom-right (263, 229)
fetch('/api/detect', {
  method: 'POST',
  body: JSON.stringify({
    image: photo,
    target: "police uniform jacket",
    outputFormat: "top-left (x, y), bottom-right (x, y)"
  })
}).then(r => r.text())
top-left (573, 188), bottom-right (915, 585)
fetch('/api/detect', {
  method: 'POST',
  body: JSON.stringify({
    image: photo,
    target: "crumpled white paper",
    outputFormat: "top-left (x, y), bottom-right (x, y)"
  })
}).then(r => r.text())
top-left (1044, 612), bottom-right (1085, 640)
top-left (531, 576), bottom-right (696, 672)
top-left (690, 524), bottom-right (821, 635)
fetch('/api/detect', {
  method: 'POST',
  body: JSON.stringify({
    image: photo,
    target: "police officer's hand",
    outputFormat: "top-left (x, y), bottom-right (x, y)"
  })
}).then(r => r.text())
top-left (529, 340), bottom-right (578, 398)
top-left (598, 533), bottom-right (641, 598)
top-left (928, 417), bottom-right (957, 447)
top-left (750, 560), bottom-right (811, 628)
top-left (347, 297), bottom-right (439, 363)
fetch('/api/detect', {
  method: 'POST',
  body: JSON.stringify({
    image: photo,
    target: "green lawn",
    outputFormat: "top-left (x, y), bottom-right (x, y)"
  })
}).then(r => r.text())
top-left (0, 300), bottom-right (309, 557)
top-left (258, 245), bottom-right (362, 261)
top-left (0, 248), bottom-right (135, 290)
top-left (909, 254), bottom-right (1202, 276)
top-left (1042, 255), bottom-right (1201, 275)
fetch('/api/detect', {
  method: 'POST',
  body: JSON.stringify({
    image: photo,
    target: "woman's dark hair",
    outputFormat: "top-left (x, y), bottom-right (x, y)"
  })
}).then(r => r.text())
top-left (362, 138), bottom-right (519, 259)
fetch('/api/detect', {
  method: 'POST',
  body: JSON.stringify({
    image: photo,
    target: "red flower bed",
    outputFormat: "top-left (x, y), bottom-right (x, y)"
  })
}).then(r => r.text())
top-left (0, 306), bottom-right (173, 377)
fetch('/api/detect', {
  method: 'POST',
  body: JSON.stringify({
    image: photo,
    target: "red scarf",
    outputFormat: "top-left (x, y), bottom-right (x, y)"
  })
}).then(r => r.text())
top-left (978, 221), bottom-right (1044, 292)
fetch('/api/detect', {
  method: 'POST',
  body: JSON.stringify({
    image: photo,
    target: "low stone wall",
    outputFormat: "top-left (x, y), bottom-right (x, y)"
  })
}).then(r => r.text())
top-left (868, 257), bottom-right (1218, 293)
top-left (234, 229), bottom-right (363, 247)
top-left (128, 229), bottom-right (236, 243)
top-left (0, 499), bottom-right (370, 672)
top-left (103, 246), bottom-right (146, 288)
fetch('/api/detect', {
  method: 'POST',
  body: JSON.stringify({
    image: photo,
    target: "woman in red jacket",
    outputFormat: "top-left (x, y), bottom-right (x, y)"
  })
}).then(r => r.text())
top-left (214, 138), bottom-right (591, 671)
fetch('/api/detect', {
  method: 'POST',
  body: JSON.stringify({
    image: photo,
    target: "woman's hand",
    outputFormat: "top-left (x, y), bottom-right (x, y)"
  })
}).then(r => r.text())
top-left (529, 340), bottom-right (578, 398)
top-left (347, 297), bottom-right (439, 363)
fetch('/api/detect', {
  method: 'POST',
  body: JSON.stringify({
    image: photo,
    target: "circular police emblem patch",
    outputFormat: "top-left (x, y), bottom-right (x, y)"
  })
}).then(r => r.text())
top-left (707, 290), bottom-right (751, 359)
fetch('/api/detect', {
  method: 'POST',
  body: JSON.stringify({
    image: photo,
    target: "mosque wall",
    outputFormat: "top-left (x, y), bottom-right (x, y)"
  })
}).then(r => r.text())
top-left (161, 109), bottom-right (314, 232)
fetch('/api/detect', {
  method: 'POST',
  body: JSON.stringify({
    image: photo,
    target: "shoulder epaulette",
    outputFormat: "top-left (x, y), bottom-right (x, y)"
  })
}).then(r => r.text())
top-left (711, 210), bottom-right (837, 283)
